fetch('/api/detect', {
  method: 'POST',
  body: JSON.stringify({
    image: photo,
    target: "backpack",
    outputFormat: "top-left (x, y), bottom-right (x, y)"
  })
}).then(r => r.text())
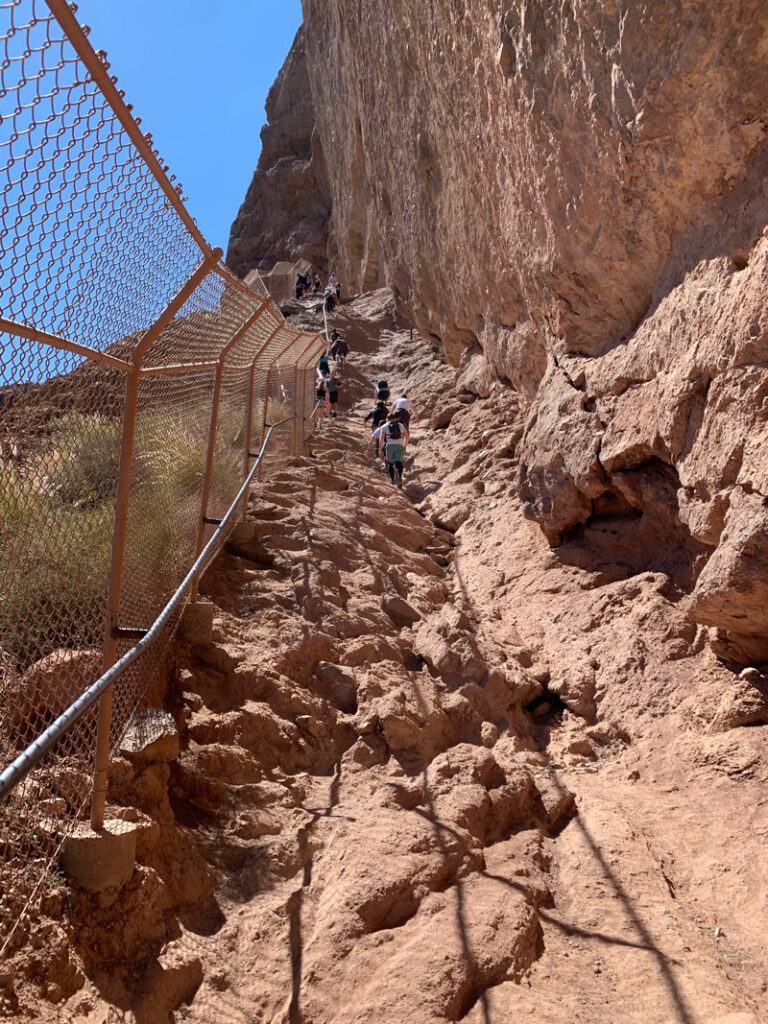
top-left (387, 420), bottom-right (402, 440)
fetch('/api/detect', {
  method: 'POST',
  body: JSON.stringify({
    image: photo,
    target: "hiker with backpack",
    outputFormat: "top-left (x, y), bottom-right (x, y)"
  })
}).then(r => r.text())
top-left (334, 337), bottom-right (349, 365)
top-left (327, 373), bottom-right (343, 418)
top-left (380, 412), bottom-right (409, 488)
top-left (318, 353), bottom-right (330, 378)
top-left (392, 393), bottom-right (417, 431)
top-left (324, 287), bottom-right (336, 313)
top-left (367, 420), bottom-right (388, 465)
top-left (314, 375), bottom-right (330, 425)
top-left (364, 399), bottom-right (389, 431)
top-left (330, 331), bottom-right (349, 365)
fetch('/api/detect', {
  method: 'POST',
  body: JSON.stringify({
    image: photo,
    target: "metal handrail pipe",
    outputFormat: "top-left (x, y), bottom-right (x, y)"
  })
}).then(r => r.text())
top-left (0, 415), bottom-right (296, 804)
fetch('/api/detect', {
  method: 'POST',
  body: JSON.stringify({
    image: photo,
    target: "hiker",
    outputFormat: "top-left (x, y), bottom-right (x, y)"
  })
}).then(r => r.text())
top-left (329, 272), bottom-right (338, 289)
top-left (392, 393), bottom-right (416, 431)
top-left (333, 337), bottom-right (349, 365)
top-left (367, 420), bottom-right (388, 463)
top-left (314, 377), bottom-right (330, 424)
top-left (313, 274), bottom-right (321, 295)
top-left (327, 373), bottom-right (343, 418)
top-left (380, 413), bottom-right (409, 488)
top-left (318, 353), bottom-right (330, 378)
top-left (364, 399), bottom-right (389, 432)
top-left (330, 331), bottom-right (349, 364)
top-left (335, 281), bottom-right (341, 301)
top-left (324, 287), bottom-right (336, 313)
top-left (376, 378), bottom-right (390, 402)
top-left (365, 397), bottom-right (388, 424)
top-left (295, 274), bottom-right (304, 299)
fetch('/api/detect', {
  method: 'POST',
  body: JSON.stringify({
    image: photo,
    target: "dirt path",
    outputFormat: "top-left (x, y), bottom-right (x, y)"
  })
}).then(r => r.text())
top-left (15, 290), bottom-right (765, 1024)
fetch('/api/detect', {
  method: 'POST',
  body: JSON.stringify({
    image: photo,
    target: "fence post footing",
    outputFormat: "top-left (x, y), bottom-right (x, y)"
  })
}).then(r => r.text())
top-left (60, 818), bottom-right (145, 893)
top-left (179, 600), bottom-right (214, 646)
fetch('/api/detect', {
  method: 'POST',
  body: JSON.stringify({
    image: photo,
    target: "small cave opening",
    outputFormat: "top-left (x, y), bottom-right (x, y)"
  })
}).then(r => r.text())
top-left (732, 252), bottom-right (749, 272)
top-left (524, 689), bottom-right (568, 723)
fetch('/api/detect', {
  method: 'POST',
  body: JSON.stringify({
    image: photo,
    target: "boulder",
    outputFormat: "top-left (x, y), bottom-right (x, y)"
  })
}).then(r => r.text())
top-left (120, 709), bottom-right (180, 765)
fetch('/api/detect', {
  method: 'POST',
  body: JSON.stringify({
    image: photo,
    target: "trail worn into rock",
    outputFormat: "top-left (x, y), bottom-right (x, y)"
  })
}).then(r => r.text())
top-left (6, 292), bottom-right (766, 1024)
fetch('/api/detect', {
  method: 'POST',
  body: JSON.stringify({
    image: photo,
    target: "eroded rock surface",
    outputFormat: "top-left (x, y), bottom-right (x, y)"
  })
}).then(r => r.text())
top-left (226, 25), bottom-right (330, 277)
top-left (231, 2), bottom-right (768, 664)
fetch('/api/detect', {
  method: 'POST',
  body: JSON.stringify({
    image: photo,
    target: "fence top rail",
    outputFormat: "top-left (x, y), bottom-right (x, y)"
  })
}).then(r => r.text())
top-left (0, 316), bottom-right (132, 373)
top-left (42, 0), bottom-right (214, 262)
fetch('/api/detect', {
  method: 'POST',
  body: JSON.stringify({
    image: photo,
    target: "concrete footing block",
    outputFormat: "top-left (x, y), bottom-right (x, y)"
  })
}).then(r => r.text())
top-left (61, 818), bottom-right (144, 893)
top-left (179, 600), bottom-right (214, 645)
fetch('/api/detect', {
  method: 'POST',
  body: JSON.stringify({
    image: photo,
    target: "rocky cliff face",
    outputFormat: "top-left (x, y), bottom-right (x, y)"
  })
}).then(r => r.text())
top-left (233, 2), bottom-right (768, 664)
top-left (226, 26), bottom-right (331, 276)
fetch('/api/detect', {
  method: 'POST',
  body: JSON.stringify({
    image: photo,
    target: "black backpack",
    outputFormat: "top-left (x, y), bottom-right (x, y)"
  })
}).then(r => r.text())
top-left (387, 420), bottom-right (402, 440)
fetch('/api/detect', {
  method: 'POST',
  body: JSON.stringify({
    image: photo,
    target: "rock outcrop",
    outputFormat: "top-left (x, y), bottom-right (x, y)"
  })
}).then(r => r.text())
top-left (232, 1), bottom-right (768, 664)
top-left (226, 26), bottom-right (331, 276)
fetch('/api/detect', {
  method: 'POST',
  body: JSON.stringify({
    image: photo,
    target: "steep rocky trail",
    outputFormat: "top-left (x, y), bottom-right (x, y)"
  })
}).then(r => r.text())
top-left (13, 292), bottom-right (765, 1023)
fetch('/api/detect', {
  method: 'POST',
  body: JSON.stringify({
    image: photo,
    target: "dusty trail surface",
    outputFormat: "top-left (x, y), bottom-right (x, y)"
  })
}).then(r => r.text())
top-left (15, 292), bottom-right (765, 1024)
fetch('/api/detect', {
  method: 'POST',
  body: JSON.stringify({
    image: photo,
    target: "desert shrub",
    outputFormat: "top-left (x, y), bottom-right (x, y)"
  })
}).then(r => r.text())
top-left (0, 469), bottom-right (112, 668)
top-left (0, 396), bottom-right (273, 670)
top-left (44, 414), bottom-right (121, 508)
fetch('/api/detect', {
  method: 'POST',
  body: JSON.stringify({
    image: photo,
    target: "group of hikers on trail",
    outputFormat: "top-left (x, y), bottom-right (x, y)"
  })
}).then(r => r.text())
top-left (314, 331), bottom-right (348, 424)
top-left (364, 381), bottom-right (416, 490)
top-left (312, 337), bottom-right (416, 490)
top-left (296, 268), bottom-right (342, 308)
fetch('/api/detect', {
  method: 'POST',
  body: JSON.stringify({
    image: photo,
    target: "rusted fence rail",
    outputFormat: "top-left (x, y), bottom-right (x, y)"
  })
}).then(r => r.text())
top-left (0, 0), bottom-right (324, 955)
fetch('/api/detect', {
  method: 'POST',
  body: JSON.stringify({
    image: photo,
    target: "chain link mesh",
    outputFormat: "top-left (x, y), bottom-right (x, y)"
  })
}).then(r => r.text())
top-left (0, 0), bottom-right (323, 956)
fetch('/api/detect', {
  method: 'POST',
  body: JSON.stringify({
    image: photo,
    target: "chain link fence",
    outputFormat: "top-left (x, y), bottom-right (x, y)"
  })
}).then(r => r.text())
top-left (0, 0), bottom-right (325, 955)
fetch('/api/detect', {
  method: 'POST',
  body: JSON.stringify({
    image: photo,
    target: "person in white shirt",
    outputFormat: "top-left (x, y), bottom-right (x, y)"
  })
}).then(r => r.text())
top-left (380, 413), bottom-right (410, 488)
top-left (392, 394), bottom-right (416, 431)
top-left (367, 421), bottom-right (388, 461)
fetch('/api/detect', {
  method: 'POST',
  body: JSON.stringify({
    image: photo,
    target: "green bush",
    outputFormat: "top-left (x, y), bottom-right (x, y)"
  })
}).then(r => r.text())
top-left (0, 401), bottom-right (255, 669)
top-left (0, 466), bottom-right (112, 666)
top-left (45, 414), bottom-right (121, 508)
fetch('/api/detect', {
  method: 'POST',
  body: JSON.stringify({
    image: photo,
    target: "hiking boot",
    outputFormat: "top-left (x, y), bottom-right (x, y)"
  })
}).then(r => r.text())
top-left (397, 476), bottom-right (403, 489)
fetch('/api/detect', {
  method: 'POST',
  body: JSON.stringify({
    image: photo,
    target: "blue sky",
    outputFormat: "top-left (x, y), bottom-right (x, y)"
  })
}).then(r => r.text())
top-left (75, 0), bottom-right (303, 253)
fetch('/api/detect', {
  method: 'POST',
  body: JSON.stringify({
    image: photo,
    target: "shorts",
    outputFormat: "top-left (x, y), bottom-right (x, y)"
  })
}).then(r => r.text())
top-left (329, 391), bottom-right (339, 405)
top-left (385, 443), bottom-right (406, 464)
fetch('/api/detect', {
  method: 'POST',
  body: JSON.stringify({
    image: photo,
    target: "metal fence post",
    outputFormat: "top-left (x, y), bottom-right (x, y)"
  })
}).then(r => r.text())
top-left (294, 336), bottom-right (322, 453)
top-left (194, 303), bottom-right (271, 560)
top-left (90, 253), bottom-right (219, 829)
top-left (257, 331), bottom-right (302, 481)
top-left (240, 322), bottom-right (285, 516)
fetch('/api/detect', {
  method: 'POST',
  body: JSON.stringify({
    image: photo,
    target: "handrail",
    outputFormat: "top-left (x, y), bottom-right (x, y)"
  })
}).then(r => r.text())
top-left (322, 298), bottom-right (330, 349)
top-left (0, 415), bottom-right (297, 803)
